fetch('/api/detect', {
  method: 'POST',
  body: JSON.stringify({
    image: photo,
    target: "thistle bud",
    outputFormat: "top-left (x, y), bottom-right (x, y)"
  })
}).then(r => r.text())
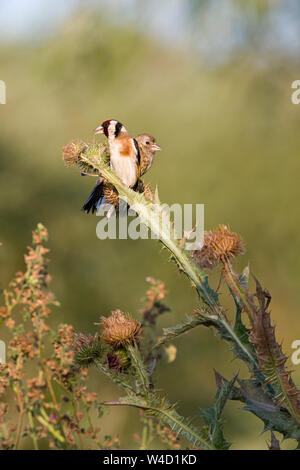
top-left (72, 333), bottom-right (103, 366)
top-left (103, 183), bottom-right (120, 208)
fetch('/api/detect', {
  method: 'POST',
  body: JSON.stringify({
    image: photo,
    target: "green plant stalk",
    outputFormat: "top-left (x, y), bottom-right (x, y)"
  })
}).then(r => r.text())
top-left (222, 258), bottom-right (253, 324)
top-left (36, 415), bottom-right (65, 444)
top-left (82, 160), bottom-right (208, 299)
top-left (27, 410), bottom-right (39, 450)
top-left (127, 343), bottom-right (150, 395)
top-left (80, 155), bottom-right (215, 294)
top-left (104, 399), bottom-right (214, 450)
top-left (217, 315), bottom-right (257, 368)
top-left (80, 157), bottom-right (209, 297)
top-left (94, 358), bottom-right (136, 394)
top-left (81, 156), bottom-right (258, 372)
top-left (140, 417), bottom-right (153, 450)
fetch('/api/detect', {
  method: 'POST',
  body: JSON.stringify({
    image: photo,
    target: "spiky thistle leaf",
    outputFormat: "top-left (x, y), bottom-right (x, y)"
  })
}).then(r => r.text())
top-left (200, 374), bottom-right (237, 450)
top-left (214, 371), bottom-right (300, 447)
top-left (248, 278), bottom-right (300, 424)
top-left (268, 431), bottom-right (281, 450)
top-left (153, 314), bottom-right (204, 350)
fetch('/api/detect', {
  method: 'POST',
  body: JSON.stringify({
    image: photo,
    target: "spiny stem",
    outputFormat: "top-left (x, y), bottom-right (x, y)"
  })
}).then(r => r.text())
top-left (104, 399), bottom-right (214, 450)
top-left (127, 343), bottom-right (149, 395)
top-left (81, 155), bottom-right (259, 371)
top-left (140, 417), bottom-right (153, 450)
top-left (222, 258), bottom-right (253, 324)
top-left (94, 359), bottom-right (136, 394)
top-left (38, 408), bottom-right (66, 444)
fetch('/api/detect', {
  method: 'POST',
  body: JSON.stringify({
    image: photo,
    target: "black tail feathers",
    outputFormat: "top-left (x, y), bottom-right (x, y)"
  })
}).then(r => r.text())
top-left (82, 182), bottom-right (104, 214)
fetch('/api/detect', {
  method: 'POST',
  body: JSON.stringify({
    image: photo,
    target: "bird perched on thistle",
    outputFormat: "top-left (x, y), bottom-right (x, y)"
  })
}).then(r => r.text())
top-left (136, 133), bottom-right (161, 177)
top-left (82, 120), bottom-right (161, 214)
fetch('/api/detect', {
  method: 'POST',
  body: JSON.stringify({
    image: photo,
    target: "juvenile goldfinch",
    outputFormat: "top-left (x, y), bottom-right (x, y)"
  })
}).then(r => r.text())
top-left (135, 133), bottom-right (161, 177)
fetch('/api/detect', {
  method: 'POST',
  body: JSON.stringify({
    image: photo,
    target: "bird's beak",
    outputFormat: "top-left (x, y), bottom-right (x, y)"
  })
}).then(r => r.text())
top-left (95, 125), bottom-right (104, 135)
top-left (151, 144), bottom-right (161, 151)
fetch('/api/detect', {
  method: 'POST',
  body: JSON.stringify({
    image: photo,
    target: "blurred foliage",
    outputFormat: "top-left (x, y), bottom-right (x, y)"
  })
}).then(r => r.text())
top-left (0, 7), bottom-right (300, 449)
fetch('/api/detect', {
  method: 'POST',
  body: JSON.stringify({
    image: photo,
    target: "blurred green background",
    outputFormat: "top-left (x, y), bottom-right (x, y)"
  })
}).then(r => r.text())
top-left (1, 0), bottom-right (300, 450)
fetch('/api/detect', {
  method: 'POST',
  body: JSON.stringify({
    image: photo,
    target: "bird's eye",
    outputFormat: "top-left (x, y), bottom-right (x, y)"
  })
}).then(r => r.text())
top-left (146, 141), bottom-right (150, 145)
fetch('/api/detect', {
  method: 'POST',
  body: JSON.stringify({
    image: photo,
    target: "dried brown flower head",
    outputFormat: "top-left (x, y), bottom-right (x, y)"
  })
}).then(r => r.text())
top-left (100, 310), bottom-right (142, 347)
top-left (103, 183), bottom-right (119, 208)
top-left (62, 140), bottom-right (87, 166)
top-left (192, 224), bottom-right (245, 269)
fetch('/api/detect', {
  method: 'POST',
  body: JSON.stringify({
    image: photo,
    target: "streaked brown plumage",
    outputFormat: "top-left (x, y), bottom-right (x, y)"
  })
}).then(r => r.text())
top-left (135, 133), bottom-right (161, 177)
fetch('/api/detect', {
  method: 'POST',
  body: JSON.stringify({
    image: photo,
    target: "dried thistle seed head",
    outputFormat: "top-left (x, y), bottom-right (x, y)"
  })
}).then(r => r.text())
top-left (103, 182), bottom-right (119, 208)
top-left (62, 140), bottom-right (87, 166)
top-left (192, 224), bottom-right (245, 269)
top-left (100, 310), bottom-right (142, 347)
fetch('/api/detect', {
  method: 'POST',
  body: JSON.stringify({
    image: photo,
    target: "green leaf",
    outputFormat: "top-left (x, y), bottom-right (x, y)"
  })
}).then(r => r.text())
top-left (215, 372), bottom-right (300, 447)
top-left (200, 374), bottom-right (237, 450)
top-left (153, 314), bottom-right (204, 350)
top-left (239, 378), bottom-right (300, 443)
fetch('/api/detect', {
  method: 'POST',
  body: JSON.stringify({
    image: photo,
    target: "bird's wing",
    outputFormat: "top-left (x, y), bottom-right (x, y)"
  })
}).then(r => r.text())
top-left (133, 138), bottom-right (141, 180)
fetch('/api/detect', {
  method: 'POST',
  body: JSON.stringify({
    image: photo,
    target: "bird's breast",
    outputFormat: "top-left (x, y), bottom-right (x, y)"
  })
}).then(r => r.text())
top-left (110, 152), bottom-right (138, 188)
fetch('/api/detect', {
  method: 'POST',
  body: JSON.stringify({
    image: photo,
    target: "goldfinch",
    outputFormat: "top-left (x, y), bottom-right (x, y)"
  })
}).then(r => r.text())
top-left (136, 133), bottom-right (161, 177)
top-left (95, 119), bottom-right (140, 188)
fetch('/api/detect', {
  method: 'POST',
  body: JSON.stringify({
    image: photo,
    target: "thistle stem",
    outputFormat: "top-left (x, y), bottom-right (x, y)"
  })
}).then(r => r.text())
top-left (80, 154), bottom-right (259, 374)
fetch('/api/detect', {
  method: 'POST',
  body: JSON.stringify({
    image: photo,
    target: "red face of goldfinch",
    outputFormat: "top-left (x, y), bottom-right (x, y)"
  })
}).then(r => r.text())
top-left (95, 119), bottom-right (140, 188)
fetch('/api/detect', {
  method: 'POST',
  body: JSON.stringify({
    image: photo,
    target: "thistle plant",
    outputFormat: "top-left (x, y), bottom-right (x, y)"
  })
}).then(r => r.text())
top-left (60, 139), bottom-right (300, 450)
top-left (0, 137), bottom-right (298, 449)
